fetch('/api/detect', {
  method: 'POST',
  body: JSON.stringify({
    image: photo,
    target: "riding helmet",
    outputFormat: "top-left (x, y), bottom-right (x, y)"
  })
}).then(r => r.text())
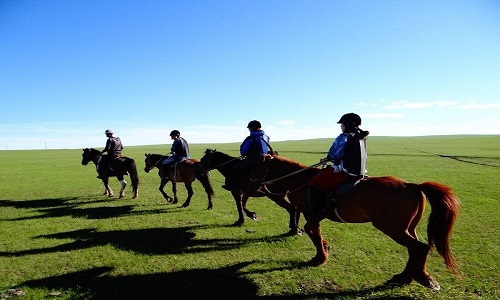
top-left (337, 113), bottom-right (361, 126)
top-left (170, 130), bottom-right (180, 137)
top-left (105, 129), bottom-right (113, 135)
top-left (247, 120), bottom-right (262, 130)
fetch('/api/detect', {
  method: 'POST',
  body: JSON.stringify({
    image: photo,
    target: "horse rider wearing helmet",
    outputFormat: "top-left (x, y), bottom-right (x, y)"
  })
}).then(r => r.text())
top-left (161, 130), bottom-right (190, 177)
top-left (222, 120), bottom-right (272, 191)
top-left (97, 129), bottom-right (123, 176)
top-left (307, 113), bottom-right (369, 218)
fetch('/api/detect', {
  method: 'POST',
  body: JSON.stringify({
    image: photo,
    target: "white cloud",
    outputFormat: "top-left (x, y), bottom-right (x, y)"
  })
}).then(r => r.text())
top-left (384, 100), bottom-right (459, 109)
top-left (458, 103), bottom-right (500, 109)
top-left (362, 113), bottom-right (404, 119)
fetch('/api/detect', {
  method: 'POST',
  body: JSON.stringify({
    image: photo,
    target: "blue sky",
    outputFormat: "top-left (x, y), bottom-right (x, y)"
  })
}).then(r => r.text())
top-left (1, 0), bottom-right (499, 150)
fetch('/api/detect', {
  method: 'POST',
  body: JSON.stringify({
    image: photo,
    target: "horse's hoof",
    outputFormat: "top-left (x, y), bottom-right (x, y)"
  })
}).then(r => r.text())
top-left (250, 214), bottom-right (259, 221)
top-left (287, 228), bottom-right (303, 236)
top-left (233, 220), bottom-right (244, 227)
top-left (414, 274), bottom-right (440, 291)
top-left (308, 256), bottom-right (327, 266)
top-left (385, 273), bottom-right (413, 287)
top-left (206, 206), bottom-right (213, 210)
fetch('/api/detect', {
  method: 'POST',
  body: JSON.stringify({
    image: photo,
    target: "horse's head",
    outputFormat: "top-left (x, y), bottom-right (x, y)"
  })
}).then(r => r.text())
top-left (144, 153), bottom-right (164, 173)
top-left (200, 149), bottom-right (219, 170)
top-left (82, 148), bottom-right (100, 165)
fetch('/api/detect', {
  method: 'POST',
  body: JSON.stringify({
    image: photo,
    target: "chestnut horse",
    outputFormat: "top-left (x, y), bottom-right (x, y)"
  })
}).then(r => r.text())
top-left (256, 154), bottom-right (460, 290)
top-left (81, 148), bottom-right (139, 199)
top-left (200, 149), bottom-right (302, 235)
top-left (144, 154), bottom-right (214, 209)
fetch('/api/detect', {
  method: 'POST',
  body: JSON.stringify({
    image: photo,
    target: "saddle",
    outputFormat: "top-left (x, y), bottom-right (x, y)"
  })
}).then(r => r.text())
top-left (328, 175), bottom-right (365, 200)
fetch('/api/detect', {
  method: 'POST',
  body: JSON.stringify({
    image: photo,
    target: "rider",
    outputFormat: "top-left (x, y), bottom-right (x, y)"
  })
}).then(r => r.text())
top-left (97, 129), bottom-right (123, 176)
top-left (308, 113), bottom-right (369, 217)
top-left (161, 130), bottom-right (190, 177)
top-left (222, 120), bottom-right (272, 191)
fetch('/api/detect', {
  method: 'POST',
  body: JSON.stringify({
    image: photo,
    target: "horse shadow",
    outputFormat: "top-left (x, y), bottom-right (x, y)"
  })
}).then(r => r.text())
top-left (0, 225), bottom-right (253, 257)
top-left (0, 197), bottom-right (79, 209)
top-left (20, 262), bottom-right (259, 299)
top-left (0, 198), bottom-right (169, 221)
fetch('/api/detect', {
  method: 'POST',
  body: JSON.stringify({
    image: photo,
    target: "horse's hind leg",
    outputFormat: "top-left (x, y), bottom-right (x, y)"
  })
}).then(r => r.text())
top-left (117, 176), bottom-right (127, 198)
top-left (376, 224), bottom-right (439, 290)
top-left (269, 195), bottom-right (302, 235)
top-left (181, 183), bottom-right (194, 208)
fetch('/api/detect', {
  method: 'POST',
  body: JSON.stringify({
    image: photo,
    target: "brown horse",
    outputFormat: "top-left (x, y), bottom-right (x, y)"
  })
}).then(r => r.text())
top-left (200, 149), bottom-right (302, 235)
top-left (81, 148), bottom-right (139, 199)
top-left (144, 153), bottom-right (214, 209)
top-left (255, 154), bottom-right (460, 290)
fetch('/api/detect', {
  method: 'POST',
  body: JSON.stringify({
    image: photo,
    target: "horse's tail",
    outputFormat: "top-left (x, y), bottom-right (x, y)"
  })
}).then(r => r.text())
top-left (127, 159), bottom-right (140, 193)
top-left (195, 162), bottom-right (214, 198)
top-left (418, 181), bottom-right (460, 273)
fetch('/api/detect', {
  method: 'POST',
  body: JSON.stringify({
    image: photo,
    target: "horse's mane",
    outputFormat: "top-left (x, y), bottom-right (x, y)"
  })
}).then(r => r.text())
top-left (271, 154), bottom-right (309, 169)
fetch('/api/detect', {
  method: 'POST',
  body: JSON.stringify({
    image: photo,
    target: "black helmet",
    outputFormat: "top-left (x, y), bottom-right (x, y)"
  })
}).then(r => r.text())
top-left (247, 120), bottom-right (262, 130)
top-left (169, 130), bottom-right (180, 137)
top-left (337, 113), bottom-right (361, 126)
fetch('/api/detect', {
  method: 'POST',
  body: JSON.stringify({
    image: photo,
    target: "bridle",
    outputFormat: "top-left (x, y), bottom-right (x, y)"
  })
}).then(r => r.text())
top-left (202, 152), bottom-right (242, 171)
top-left (83, 149), bottom-right (102, 164)
top-left (145, 155), bottom-right (165, 172)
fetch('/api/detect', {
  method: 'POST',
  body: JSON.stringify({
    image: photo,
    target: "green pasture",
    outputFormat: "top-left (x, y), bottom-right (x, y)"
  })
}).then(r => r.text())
top-left (0, 135), bottom-right (498, 299)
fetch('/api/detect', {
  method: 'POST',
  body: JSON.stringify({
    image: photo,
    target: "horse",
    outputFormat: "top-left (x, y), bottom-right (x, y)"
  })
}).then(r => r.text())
top-left (144, 154), bottom-right (214, 209)
top-left (254, 154), bottom-right (460, 290)
top-left (200, 149), bottom-right (302, 235)
top-left (81, 148), bottom-right (139, 199)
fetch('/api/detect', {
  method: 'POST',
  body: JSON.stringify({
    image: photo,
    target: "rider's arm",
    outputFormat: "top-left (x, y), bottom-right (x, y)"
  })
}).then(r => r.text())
top-left (325, 133), bottom-right (347, 164)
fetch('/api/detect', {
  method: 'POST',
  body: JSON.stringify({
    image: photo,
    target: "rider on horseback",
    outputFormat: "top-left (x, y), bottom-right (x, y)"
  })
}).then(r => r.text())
top-left (161, 130), bottom-right (190, 178)
top-left (222, 120), bottom-right (272, 191)
top-left (308, 113), bottom-right (369, 218)
top-left (97, 129), bottom-right (123, 177)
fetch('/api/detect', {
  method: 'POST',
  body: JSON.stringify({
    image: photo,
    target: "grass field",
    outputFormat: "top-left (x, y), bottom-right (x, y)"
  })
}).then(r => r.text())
top-left (0, 135), bottom-right (498, 299)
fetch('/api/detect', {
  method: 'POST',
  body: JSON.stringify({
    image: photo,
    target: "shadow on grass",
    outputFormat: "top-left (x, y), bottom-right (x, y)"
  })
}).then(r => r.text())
top-left (0, 197), bottom-right (79, 209)
top-left (0, 197), bottom-right (172, 220)
top-left (0, 225), bottom-right (259, 257)
top-left (19, 263), bottom-right (412, 300)
top-left (20, 263), bottom-right (259, 299)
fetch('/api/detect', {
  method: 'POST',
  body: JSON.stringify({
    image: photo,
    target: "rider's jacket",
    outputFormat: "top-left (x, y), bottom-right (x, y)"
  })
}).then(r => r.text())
top-left (327, 132), bottom-right (367, 176)
top-left (240, 130), bottom-right (270, 160)
top-left (103, 137), bottom-right (123, 156)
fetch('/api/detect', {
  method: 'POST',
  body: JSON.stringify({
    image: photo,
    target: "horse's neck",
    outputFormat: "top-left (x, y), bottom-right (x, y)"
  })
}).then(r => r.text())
top-left (153, 155), bottom-right (166, 167)
top-left (215, 154), bottom-right (237, 175)
top-left (91, 151), bottom-right (101, 164)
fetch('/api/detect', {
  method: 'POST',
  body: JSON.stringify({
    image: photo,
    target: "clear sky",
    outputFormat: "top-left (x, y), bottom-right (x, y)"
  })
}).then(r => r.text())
top-left (1, 0), bottom-right (499, 150)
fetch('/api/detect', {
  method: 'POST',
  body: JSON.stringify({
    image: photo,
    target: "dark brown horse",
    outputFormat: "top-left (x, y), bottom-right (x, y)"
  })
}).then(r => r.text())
top-left (255, 154), bottom-right (460, 290)
top-left (144, 154), bottom-right (214, 209)
top-left (200, 149), bottom-right (302, 235)
top-left (81, 148), bottom-right (139, 199)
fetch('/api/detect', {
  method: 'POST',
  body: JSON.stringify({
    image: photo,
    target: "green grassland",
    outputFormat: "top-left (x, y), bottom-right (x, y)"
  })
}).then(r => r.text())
top-left (0, 135), bottom-right (498, 299)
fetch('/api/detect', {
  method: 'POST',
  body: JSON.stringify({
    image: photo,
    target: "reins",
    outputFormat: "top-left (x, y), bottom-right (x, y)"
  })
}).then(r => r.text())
top-left (260, 161), bottom-right (326, 186)
top-left (205, 156), bottom-right (242, 171)
top-left (145, 156), bottom-right (165, 172)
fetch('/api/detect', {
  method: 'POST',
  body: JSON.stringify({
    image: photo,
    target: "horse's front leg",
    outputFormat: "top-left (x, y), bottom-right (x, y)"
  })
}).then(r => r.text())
top-left (231, 191), bottom-right (245, 226)
top-left (101, 177), bottom-right (113, 197)
top-left (181, 183), bottom-right (194, 207)
top-left (242, 194), bottom-right (258, 221)
top-left (159, 179), bottom-right (173, 203)
top-left (304, 221), bottom-right (329, 265)
top-left (117, 176), bottom-right (127, 198)
top-left (171, 182), bottom-right (178, 204)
